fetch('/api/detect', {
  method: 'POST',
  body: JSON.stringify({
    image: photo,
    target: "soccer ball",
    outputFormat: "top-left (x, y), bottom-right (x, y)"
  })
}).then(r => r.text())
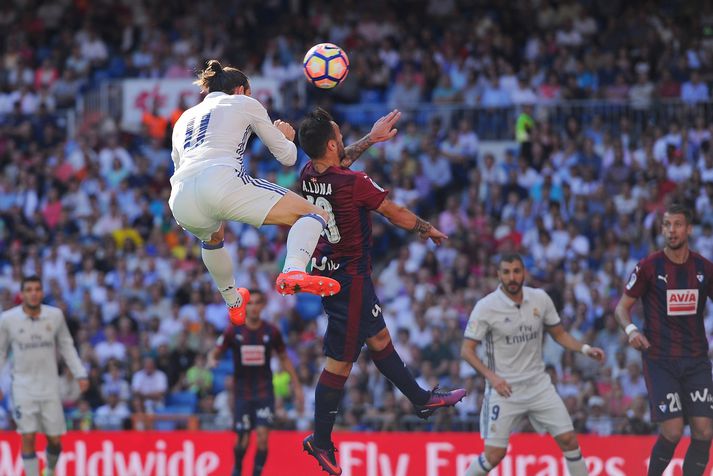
top-left (303, 43), bottom-right (350, 89)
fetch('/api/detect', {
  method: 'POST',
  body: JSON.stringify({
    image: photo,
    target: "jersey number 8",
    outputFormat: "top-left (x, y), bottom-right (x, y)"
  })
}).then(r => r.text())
top-left (305, 194), bottom-right (341, 244)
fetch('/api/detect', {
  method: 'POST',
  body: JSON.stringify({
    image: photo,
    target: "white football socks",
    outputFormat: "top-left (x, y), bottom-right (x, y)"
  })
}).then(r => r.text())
top-left (564, 448), bottom-right (588, 476)
top-left (22, 454), bottom-right (38, 476)
top-left (201, 243), bottom-right (241, 307)
top-left (465, 453), bottom-right (493, 475)
top-left (282, 214), bottom-right (326, 273)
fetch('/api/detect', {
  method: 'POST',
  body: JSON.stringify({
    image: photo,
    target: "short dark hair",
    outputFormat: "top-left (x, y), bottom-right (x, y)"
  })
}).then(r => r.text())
top-left (665, 203), bottom-right (693, 224)
top-left (499, 253), bottom-right (525, 268)
top-left (247, 288), bottom-right (265, 301)
top-left (194, 60), bottom-right (249, 94)
top-left (21, 275), bottom-right (42, 290)
top-left (298, 108), bottom-right (336, 159)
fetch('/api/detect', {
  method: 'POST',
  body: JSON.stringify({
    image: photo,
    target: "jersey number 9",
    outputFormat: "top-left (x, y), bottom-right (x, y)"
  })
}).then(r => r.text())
top-left (305, 195), bottom-right (341, 244)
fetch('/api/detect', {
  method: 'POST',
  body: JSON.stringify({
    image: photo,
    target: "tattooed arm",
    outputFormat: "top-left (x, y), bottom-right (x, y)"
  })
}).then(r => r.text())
top-left (340, 109), bottom-right (402, 168)
top-left (376, 198), bottom-right (448, 245)
top-left (341, 134), bottom-right (375, 168)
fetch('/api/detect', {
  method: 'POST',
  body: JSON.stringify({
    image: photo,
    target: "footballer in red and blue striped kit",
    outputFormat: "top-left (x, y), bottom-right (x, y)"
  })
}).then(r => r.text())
top-left (616, 204), bottom-right (713, 476)
top-left (296, 108), bottom-right (465, 476)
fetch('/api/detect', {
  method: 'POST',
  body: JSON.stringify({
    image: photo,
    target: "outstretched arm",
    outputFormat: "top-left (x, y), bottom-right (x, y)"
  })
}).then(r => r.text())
top-left (546, 324), bottom-right (605, 362)
top-left (341, 110), bottom-right (401, 168)
top-left (375, 198), bottom-right (447, 245)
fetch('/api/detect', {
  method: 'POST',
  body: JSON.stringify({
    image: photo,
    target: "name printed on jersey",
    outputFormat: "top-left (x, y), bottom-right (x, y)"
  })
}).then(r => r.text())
top-left (666, 289), bottom-right (699, 316)
top-left (240, 345), bottom-right (267, 366)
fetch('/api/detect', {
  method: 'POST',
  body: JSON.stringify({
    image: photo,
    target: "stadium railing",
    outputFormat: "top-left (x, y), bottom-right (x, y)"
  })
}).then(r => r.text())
top-left (333, 100), bottom-right (713, 139)
top-left (77, 79), bottom-right (713, 141)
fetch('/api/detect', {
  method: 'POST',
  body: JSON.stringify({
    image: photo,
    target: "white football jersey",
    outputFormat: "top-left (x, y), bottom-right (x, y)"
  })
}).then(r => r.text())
top-left (0, 304), bottom-right (87, 400)
top-left (464, 286), bottom-right (561, 385)
top-left (170, 92), bottom-right (296, 183)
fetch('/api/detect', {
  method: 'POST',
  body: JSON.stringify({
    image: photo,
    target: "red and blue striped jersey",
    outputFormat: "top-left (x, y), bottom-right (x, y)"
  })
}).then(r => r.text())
top-left (624, 250), bottom-right (713, 359)
top-left (300, 162), bottom-right (389, 277)
top-left (216, 321), bottom-right (285, 400)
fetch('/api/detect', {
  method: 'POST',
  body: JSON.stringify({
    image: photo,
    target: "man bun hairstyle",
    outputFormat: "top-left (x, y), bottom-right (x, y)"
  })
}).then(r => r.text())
top-left (194, 59), bottom-right (250, 94)
top-left (298, 107), bottom-right (336, 159)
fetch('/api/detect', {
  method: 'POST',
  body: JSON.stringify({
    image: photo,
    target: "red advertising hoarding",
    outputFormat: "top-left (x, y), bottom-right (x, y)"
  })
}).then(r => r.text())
top-left (0, 431), bottom-right (711, 475)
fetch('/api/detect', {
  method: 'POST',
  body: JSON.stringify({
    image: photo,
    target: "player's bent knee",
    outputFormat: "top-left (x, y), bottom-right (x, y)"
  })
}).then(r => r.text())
top-left (205, 224), bottom-right (225, 244)
top-left (312, 207), bottom-right (329, 223)
top-left (554, 431), bottom-right (579, 451)
top-left (691, 426), bottom-right (713, 441)
top-left (660, 427), bottom-right (684, 443)
top-left (46, 436), bottom-right (61, 447)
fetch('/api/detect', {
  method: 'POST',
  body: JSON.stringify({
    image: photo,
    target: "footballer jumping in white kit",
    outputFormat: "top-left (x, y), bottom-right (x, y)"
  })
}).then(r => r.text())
top-left (0, 276), bottom-right (88, 476)
top-left (169, 60), bottom-right (340, 326)
top-left (460, 254), bottom-right (605, 476)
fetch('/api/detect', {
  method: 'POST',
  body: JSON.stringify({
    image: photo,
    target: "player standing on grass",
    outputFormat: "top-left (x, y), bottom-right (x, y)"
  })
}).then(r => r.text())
top-left (169, 60), bottom-right (340, 327)
top-left (297, 108), bottom-right (466, 475)
top-left (460, 254), bottom-right (604, 476)
top-left (615, 204), bottom-right (713, 476)
top-left (208, 288), bottom-right (304, 476)
top-left (0, 276), bottom-right (88, 476)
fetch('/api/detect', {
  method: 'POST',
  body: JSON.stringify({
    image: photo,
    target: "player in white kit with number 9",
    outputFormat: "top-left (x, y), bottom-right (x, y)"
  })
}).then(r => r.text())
top-left (460, 254), bottom-right (605, 476)
top-left (169, 60), bottom-right (340, 326)
top-left (0, 276), bottom-right (88, 476)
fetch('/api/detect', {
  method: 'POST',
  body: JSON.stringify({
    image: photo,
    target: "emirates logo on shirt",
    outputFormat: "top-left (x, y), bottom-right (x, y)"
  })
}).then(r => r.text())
top-left (666, 289), bottom-right (699, 316)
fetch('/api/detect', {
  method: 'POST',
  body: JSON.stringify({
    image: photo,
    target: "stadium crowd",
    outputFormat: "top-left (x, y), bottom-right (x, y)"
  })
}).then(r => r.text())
top-left (1, 0), bottom-right (713, 436)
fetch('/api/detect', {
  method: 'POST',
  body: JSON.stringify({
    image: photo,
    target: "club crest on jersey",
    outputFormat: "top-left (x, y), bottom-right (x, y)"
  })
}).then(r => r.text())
top-left (697, 273), bottom-right (704, 283)
top-left (626, 272), bottom-right (637, 290)
top-left (658, 403), bottom-right (667, 413)
top-left (532, 308), bottom-right (541, 319)
top-left (666, 289), bottom-right (699, 316)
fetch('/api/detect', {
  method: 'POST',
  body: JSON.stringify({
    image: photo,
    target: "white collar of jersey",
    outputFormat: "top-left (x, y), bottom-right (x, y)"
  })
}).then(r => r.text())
top-left (496, 285), bottom-right (529, 308)
top-left (205, 92), bottom-right (228, 98)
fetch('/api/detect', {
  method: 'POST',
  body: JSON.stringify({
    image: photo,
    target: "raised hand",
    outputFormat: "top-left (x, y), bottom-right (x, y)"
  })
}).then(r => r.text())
top-left (369, 109), bottom-right (401, 143)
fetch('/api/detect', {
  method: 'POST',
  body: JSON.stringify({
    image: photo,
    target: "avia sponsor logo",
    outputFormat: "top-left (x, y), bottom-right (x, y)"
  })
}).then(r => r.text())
top-left (666, 289), bottom-right (698, 316)
top-left (337, 441), bottom-right (627, 476)
top-left (240, 345), bottom-right (266, 366)
top-left (0, 440), bottom-right (219, 476)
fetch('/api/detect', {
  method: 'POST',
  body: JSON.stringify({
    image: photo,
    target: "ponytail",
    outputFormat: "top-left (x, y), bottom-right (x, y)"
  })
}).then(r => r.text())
top-left (194, 59), bottom-right (250, 94)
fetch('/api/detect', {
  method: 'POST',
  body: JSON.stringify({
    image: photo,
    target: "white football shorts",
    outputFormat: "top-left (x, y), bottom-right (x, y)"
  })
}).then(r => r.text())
top-left (169, 165), bottom-right (288, 241)
top-left (12, 397), bottom-right (67, 435)
top-left (479, 376), bottom-right (574, 448)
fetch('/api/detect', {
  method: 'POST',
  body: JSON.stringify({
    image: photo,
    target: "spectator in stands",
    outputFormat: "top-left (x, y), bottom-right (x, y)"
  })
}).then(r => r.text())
top-left (681, 71), bottom-right (710, 104)
top-left (95, 390), bottom-right (131, 430)
top-left (131, 357), bottom-right (168, 412)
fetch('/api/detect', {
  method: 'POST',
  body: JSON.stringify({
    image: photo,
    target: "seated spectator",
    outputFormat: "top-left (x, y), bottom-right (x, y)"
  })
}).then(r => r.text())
top-left (585, 396), bottom-right (614, 436)
top-left (95, 390), bottom-right (131, 430)
top-left (131, 357), bottom-right (168, 412)
top-left (185, 354), bottom-right (213, 395)
top-left (94, 326), bottom-right (127, 366)
top-left (681, 70), bottom-right (709, 104)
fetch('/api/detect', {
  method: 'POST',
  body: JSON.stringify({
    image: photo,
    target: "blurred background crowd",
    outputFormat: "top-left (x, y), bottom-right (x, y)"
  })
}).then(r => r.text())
top-left (1, 0), bottom-right (713, 436)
